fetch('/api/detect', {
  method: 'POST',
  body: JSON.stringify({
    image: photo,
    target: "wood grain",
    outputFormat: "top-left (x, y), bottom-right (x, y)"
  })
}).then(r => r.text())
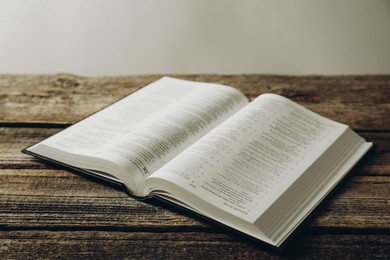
top-left (1, 74), bottom-right (389, 258)
top-left (1, 231), bottom-right (388, 259)
top-left (1, 74), bottom-right (389, 130)
top-left (0, 168), bottom-right (389, 231)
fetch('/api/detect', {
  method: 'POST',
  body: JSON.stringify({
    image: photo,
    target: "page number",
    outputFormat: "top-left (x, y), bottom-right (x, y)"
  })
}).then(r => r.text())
top-left (142, 166), bottom-right (149, 175)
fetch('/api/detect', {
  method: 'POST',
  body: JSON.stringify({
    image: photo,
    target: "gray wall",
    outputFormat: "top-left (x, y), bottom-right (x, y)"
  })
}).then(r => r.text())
top-left (0, 0), bottom-right (389, 76)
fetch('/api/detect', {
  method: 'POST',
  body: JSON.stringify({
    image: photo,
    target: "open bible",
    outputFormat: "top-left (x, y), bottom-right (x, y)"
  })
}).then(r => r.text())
top-left (23, 77), bottom-right (372, 248)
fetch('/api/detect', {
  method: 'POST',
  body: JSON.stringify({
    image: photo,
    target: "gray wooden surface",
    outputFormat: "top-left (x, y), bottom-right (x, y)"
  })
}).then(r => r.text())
top-left (1, 74), bottom-right (389, 259)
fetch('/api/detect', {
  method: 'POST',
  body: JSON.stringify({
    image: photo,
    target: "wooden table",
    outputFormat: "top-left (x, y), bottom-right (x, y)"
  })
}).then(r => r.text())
top-left (1, 74), bottom-right (389, 259)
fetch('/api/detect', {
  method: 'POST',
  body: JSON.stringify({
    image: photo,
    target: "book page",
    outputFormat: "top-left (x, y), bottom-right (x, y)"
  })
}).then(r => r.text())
top-left (145, 94), bottom-right (347, 221)
top-left (29, 77), bottom-right (248, 191)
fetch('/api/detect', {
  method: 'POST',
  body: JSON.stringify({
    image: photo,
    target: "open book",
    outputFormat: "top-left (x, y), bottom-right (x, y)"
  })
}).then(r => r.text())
top-left (24, 77), bottom-right (372, 248)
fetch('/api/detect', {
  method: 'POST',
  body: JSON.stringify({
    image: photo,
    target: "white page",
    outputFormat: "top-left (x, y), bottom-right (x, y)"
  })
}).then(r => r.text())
top-left (29, 77), bottom-right (248, 192)
top-left (147, 94), bottom-right (346, 222)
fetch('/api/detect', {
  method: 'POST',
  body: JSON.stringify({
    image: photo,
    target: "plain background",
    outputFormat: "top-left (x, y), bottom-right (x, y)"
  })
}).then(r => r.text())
top-left (0, 0), bottom-right (389, 76)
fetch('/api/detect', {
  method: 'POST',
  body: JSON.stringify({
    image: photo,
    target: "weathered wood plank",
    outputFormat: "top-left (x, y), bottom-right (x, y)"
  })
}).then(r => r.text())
top-left (0, 231), bottom-right (388, 259)
top-left (1, 127), bottom-right (388, 175)
top-left (1, 74), bottom-right (389, 130)
top-left (0, 127), bottom-right (62, 169)
top-left (1, 74), bottom-right (389, 258)
top-left (0, 169), bottom-right (388, 230)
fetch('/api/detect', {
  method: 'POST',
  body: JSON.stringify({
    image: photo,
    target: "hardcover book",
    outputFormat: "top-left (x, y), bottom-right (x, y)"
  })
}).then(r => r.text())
top-left (23, 77), bottom-right (372, 248)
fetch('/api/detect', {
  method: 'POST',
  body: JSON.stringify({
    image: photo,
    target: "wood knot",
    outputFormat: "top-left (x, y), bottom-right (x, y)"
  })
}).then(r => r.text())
top-left (52, 75), bottom-right (81, 88)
